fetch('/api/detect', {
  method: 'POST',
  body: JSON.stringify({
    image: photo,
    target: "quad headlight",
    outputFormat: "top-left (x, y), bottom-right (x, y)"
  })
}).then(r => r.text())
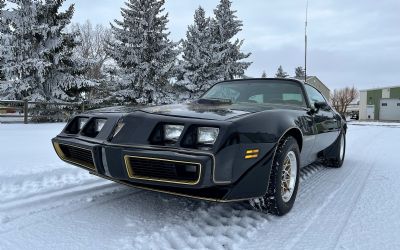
top-left (111, 121), bottom-right (125, 138)
top-left (94, 119), bottom-right (107, 132)
top-left (78, 117), bottom-right (89, 130)
top-left (164, 125), bottom-right (184, 142)
top-left (197, 127), bottom-right (219, 145)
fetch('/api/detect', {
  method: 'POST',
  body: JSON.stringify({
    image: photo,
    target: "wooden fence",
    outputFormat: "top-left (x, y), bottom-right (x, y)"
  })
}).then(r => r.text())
top-left (0, 100), bottom-right (104, 124)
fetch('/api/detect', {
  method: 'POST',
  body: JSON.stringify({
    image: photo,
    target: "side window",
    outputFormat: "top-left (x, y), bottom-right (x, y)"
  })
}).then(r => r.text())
top-left (206, 85), bottom-right (240, 102)
top-left (248, 94), bottom-right (263, 103)
top-left (282, 93), bottom-right (303, 102)
top-left (305, 85), bottom-right (326, 108)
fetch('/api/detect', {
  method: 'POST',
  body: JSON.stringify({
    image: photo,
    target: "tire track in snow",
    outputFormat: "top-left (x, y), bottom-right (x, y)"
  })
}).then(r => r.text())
top-left (290, 127), bottom-right (383, 250)
top-left (1, 154), bottom-right (327, 249)
top-left (284, 166), bottom-right (358, 250)
top-left (239, 125), bottom-right (386, 250)
top-left (0, 168), bottom-right (98, 202)
top-left (0, 180), bottom-right (114, 211)
top-left (117, 163), bottom-right (326, 250)
top-left (0, 168), bottom-right (146, 231)
top-left (0, 182), bottom-right (146, 235)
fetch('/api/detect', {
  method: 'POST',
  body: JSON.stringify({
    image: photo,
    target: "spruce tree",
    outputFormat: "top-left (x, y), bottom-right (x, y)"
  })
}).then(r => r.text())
top-left (0, 0), bottom-right (91, 101)
top-left (275, 65), bottom-right (289, 78)
top-left (211, 0), bottom-right (251, 80)
top-left (176, 7), bottom-right (220, 99)
top-left (295, 66), bottom-right (305, 78)
top-left (0, 0), bottom-right (6, 81)
top-left (108, 0), bottom-right (178, 105)
top-left (261, 71), bottom-right (267, 78)
top-left (0, 0), bottom-right (4, 20)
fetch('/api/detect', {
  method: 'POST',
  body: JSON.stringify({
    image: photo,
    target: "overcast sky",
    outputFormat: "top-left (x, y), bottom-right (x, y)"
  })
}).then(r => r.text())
top-left (64, 0), bottom-right (400, 90)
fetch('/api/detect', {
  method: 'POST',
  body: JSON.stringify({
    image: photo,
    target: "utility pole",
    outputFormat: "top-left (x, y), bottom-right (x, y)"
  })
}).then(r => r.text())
top-left (304, 0), bottom-right (309, 83)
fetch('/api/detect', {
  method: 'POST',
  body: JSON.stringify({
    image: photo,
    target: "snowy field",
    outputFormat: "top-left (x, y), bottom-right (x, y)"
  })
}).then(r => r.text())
top-left (1, 122), bottom-right (400, 250)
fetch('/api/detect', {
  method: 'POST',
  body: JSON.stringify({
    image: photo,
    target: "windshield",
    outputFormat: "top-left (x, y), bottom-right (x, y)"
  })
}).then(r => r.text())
top-left (201, 80), bottom-right (307, 107)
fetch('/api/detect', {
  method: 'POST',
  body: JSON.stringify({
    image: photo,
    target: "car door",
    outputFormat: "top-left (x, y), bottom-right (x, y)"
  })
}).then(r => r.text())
top-left (304, 85), bottom-right (340, 154)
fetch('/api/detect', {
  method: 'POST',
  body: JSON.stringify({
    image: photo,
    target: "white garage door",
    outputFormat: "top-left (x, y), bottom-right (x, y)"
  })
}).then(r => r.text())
top-left (380, 99), bottom-right (400, 121)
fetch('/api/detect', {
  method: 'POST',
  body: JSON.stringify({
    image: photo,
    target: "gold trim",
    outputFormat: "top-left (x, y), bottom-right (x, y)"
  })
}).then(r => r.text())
top-left (90, 172), bottom-right (256, 203)
top-left (53, 142), bottom-right (96, 171)
top-left (105, 142), bottom-right (231, 185)
top-left (124, 155), bottom-right (202, 185)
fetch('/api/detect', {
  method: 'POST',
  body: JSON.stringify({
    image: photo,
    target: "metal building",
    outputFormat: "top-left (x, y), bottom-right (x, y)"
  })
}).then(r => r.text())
top-left (359, 86), bottom-right (400, 121)
top-left (294, 76), bottom-right (331, 100)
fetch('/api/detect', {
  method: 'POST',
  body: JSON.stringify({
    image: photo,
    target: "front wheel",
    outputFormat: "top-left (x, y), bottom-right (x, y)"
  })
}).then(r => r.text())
top-left (250, 136), bottom-right (300, 216)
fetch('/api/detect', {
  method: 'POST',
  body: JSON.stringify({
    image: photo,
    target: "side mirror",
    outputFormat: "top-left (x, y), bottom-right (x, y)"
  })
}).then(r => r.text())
top-left (314, 101), bottom-right (330, 111)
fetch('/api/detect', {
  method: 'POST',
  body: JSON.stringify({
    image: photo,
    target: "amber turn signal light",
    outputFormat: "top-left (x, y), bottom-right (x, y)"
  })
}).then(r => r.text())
top-left (245, 149), bottom-right (259, 159)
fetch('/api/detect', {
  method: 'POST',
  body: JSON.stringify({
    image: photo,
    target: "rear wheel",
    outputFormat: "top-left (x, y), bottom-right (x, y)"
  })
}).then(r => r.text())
top-left (249, 136), bottom-right (300, 216)
top-left (324, 130), bottom-right (346, 168)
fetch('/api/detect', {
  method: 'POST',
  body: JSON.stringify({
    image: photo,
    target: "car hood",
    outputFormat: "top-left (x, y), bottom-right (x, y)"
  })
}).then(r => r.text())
top-left (90, 103), bottom-right (276, 121)
top-left (139, 103), bottom-right (271, 121)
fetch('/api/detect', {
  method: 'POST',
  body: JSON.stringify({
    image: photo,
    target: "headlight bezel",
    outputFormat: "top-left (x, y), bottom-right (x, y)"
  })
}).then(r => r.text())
top-left (80, 117), bottom-right (108, 138)
top-left (94, 119), bottom-right (107, 133)
top-left (64, 116), bottom-right (90, 134)
top-left (78, 117), bottom-right (89, 130)
top-left (197, 127), bottom-right (220, 145)
top-left (150, 123), bottom-right (221, 150)
top-left (163, 124), bottom-right (185, 143)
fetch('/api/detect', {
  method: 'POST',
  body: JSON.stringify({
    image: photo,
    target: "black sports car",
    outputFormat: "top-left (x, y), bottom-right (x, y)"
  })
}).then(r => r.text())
top-left (52, 78), bottom-right (346, 215)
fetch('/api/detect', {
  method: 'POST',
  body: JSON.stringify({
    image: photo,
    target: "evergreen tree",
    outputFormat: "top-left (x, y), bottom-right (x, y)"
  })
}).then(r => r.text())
top-left (70, 21), bottom-right (112, 104)
top-left (0, 0), bottom-right (92, 101)
top-left (0, 0), bottom-right (7, 81)
top-left (108, 0), bottom-right (179, 105)
top-left (211, 0), bottom-right (251, 80)
top-left (275, 65), bottom-right (289, 78)
top-left (176, 7), bottom-right (220, 99)
top-left (0, 0), bottom-right (4, 19)
top-left (261, 71), bottom-right (267, 78)
top-left (295, 66), bottom-right (305, 78)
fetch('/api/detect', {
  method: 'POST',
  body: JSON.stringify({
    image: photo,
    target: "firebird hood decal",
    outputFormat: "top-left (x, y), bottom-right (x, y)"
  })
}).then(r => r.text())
top-left (140, 103), bottom-right (268, 120)
top-left (89, 103), bottom-right (281, 121)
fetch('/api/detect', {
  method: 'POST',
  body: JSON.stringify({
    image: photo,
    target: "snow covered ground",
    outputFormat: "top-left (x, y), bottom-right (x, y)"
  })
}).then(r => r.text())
top-left (1, 122), bottom-right (400, 250)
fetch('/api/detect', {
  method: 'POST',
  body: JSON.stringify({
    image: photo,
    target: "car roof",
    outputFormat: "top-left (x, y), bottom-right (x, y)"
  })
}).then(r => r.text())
top-left (217, 78), bottom-right (305, 85)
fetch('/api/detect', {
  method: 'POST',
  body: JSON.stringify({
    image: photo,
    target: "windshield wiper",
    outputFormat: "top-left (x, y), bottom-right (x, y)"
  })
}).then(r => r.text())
top-left (197, 98), bottom-right (233, 105)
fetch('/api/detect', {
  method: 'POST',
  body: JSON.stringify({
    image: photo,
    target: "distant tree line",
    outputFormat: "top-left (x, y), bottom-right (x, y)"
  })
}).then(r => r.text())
top-left (0, 0), bottom-right (251, 105)
top-left (260, 65), bottom-right (306, 79)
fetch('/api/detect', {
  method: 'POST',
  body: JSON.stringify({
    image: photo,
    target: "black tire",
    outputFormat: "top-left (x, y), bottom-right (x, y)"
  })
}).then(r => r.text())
top-left (250, 136), bottom-right (300, 216)
top-left (324, 130), bottom-right (346, 168)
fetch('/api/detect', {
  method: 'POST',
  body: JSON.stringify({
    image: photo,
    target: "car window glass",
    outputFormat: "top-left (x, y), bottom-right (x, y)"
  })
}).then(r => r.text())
top-left (283, 93), bottom-right (303, 102)
top-left (248, 94), bottom-right (263, 103)
top-left (205, 85), bottom-right (240, 102)
top-left (305, 85), bottom-right (326, 108)
top-left (202, 80), bottom-right (306, 107)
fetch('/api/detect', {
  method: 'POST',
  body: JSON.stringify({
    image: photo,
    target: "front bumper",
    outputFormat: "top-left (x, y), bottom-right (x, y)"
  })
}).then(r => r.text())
top-left (52, 136), bottom-right (275, 202)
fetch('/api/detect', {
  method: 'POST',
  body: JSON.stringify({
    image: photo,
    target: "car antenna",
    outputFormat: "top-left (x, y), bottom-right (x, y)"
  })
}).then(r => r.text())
top-left (304, 0), bottom-right (309, 83)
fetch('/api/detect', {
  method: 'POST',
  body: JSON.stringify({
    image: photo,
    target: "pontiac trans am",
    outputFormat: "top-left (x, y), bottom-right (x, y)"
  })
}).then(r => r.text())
top-left (52, 78), bottom-right (346, 215)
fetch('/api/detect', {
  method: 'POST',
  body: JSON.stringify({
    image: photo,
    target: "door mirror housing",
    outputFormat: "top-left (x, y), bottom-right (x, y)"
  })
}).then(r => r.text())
top-left (314, 101), bottom-right (330, 111)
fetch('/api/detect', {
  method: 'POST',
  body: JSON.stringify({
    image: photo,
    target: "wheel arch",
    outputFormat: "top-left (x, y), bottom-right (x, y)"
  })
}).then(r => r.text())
top-left (282, 127), bottom-right (303, 152)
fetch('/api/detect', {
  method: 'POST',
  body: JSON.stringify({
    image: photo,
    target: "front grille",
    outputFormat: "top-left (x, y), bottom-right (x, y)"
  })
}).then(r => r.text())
top-left (124, 156), bottom-right (201, 185)
top-left (55, 143), bottom-right (95, 170)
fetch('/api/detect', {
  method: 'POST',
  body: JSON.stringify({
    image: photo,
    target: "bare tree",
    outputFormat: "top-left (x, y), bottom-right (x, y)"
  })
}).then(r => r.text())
top-left (331, 86), bottom-right (359, 115)
top-left (71, 20), bottom-right (112, 80)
